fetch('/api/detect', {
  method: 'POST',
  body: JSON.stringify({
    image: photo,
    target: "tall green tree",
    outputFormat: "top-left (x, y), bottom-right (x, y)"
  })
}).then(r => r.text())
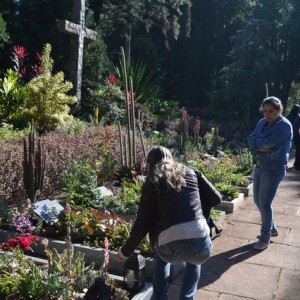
top-left (163, 0), bottom-right (251, 108)
top-left (220, 0), bottom-right (300, 112)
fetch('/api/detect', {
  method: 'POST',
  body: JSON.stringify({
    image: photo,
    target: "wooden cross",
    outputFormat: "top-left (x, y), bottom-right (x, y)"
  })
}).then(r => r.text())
top-left (57, 0), bottom-right (96, 107)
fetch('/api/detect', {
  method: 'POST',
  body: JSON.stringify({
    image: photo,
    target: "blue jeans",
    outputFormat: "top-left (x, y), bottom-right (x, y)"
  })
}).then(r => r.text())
top-left (152, 235), bottom-right (212, 299)
top-left (253, 167), bottom-right (285, 243)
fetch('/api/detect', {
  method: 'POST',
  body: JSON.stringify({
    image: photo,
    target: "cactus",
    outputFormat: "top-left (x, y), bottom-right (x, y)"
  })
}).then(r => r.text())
top-left (119, 47), bottom-right (140, 170)
top-left (23, 119), bottom-right (46, 203)
top-left (121, 47), bottom-right (132, 168)
top-left (178, 107), bottom-right (189, 157)
top-left (193, 119), bottom-right (201, 145)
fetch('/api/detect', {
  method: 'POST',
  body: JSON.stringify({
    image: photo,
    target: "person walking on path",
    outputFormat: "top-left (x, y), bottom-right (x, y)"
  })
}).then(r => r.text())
top-left (248, 96), bottom-right (293, 251)
top-left (286, 104), bottom-right (300, 170)
top-left (116, 146), bottom-right (221, 299)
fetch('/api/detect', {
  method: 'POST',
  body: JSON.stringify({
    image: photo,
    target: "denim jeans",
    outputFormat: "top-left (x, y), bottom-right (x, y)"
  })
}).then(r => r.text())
top-left (253, 167), bottom-right (286, 243)
top-left (152, 235), bottom-right (212, 300)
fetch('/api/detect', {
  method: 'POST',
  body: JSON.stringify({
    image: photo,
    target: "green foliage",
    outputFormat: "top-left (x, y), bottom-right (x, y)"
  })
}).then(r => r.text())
top-left (0, 69), bottom-right (28, 126)
top-left (0, 244), bottom-right (105, 299)
top-left (25, 43), bottom-right (77, 133)
top-left (236, 149), bottom-right (254, 176)
top-left (0, 123), bottom-right (29, 141)
top-left (18, 264), bottom-right (46, 298)
top-left (96, 152), bottom-right (118, 186)
top-left (188, 155), bottom-right (250, 198)
top-left (87, 75), bottom-right (125, 125)
top-left (97, 0), bottom-right (145, 39)
top-left (117, 58), bottom-right (161, 103)
top-left (55, 207), bottom-right (127, 246)
top-left (0, 251), bottom-right (35, 297)
top-left (210, 208), bottom-right (221, 221)
top-left (145, 98), bottom-right (180, 120)
top-left (202, 127), bottom-right (225, 155)
top-left (56, 117), bottom-right (87, 134)
top-left (62, 160), bottom-right (102, 207)
top-left (0, 13), bottom-right (9, 49)
top-left (215, 183), bottom-right (239, 201)
top-left (146, 128), bottom-right (178, 150)
top-left (100, 178), bottom-right (143, 215)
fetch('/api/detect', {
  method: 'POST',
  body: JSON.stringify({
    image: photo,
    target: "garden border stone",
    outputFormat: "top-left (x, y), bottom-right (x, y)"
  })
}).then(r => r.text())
top-left (237, 182), bottom-right (253, 197)
top-left (214, 193), bottom-right (245, 213)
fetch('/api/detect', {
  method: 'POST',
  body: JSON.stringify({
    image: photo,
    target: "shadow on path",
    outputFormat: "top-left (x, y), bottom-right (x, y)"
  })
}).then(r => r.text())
top-left (198, 243), bottom-right (260, 288)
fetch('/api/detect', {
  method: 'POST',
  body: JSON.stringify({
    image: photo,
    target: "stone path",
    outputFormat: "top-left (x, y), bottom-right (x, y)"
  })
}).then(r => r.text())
top-left (169, 155), bottom-right (300, 300)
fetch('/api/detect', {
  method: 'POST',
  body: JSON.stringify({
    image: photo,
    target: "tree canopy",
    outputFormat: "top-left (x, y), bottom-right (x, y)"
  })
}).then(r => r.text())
top-left (0, 0), bottom-right (300, 125)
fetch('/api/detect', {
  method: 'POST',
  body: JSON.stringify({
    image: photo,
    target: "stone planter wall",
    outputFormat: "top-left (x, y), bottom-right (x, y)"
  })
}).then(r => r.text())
top-left (214, 193), bottom-right (245, 213)
top-left (237, 182), bottom-right (253, 197)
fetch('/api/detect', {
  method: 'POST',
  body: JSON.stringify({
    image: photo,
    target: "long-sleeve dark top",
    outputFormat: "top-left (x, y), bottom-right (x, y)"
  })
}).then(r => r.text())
top-left (120, 166), bottom-right (221, 257)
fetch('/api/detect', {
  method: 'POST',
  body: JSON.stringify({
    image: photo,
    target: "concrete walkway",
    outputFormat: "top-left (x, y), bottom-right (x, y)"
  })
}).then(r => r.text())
top-left (169, 156), bottom-right (300, 300)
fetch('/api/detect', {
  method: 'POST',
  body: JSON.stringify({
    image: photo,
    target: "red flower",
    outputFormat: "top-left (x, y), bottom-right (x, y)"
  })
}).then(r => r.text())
top-left (108, 74), bottom-right (118, 84)
top-left (0, 234), bottom-right (40, 251)
top-left (19, 67), bottom-right (26, 77)
top-left (33, 64), bottom-right (43, 74)
top-left (12, 45), bottom-right (29, 59)
top-left (16, 236), bottom-right (31, 250)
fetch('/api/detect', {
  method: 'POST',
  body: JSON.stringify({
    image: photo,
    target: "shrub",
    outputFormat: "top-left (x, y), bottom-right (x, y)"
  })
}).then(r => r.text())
top-left (25, 43), bottom-right (77, 133)
top-left (0, 125), bottom-right (149, 203)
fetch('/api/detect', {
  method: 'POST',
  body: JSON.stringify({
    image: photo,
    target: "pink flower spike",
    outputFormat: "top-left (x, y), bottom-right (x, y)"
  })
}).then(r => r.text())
top-left (12, 45), bottom-right (29, 59)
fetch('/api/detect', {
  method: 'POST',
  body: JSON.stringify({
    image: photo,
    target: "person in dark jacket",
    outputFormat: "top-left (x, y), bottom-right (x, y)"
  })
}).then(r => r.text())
top-left (117, 146), bottom-right (221, 299)
top-left (286, 104), bottom-right (300, 170)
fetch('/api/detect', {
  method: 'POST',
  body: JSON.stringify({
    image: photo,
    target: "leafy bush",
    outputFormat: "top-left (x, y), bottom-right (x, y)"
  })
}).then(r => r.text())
top-left (0, 123), bottom-right (29, 141)
top-left (62, 160), bottom-right (103, 207)
top-left (0, 69), bottom-right (28, 127)
top-left (25, 43), bottom-right (77, 133)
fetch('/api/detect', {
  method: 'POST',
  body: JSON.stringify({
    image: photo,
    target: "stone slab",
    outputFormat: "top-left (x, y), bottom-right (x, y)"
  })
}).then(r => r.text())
top-left (219, 294), bottom-right (254, 300)
top-left (195, 289), bottom-right (220, 299)
top-left (275, 269), bottom-right (300, 300)
top-left (199, 258), bottom-right (280, 300)
top-left (242, 243), bottom-right (300, 271)
top-left (287, 227), bottom-right (300, 247)
top-left (217, 220), bottom-right (260, 241)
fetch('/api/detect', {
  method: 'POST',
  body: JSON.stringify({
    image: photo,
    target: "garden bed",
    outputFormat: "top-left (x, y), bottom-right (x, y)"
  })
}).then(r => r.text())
top-left (0, 228), bottom-right (178, 281)
top-left (214, 193), bottom-right (245, 213)
top-left (0, 249), bottom-right (153, 300)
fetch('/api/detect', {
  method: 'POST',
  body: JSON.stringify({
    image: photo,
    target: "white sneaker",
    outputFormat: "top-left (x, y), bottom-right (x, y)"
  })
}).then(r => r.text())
top-left (253, 241), bottom-right (269, 251)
